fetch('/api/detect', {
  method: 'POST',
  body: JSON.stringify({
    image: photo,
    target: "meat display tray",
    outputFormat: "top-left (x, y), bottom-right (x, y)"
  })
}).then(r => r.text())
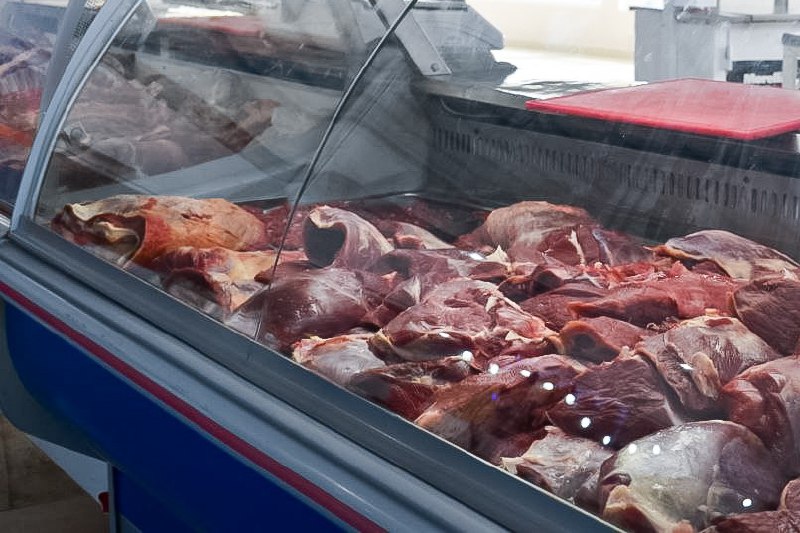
top-left (524, 79), bottom-right (800, 141)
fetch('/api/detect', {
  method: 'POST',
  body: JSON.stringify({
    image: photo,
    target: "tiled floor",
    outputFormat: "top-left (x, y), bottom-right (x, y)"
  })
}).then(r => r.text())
top-left (0, 417), bottom-right (108, 532)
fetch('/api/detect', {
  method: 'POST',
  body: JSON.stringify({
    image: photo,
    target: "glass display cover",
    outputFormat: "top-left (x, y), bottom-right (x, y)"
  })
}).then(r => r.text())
top-left (34, 0), bottom-right (800, 531)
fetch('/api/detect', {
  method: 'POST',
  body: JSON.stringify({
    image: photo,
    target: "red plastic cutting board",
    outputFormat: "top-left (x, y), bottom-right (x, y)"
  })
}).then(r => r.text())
top-left (525, 79), bottom-right (800, 140)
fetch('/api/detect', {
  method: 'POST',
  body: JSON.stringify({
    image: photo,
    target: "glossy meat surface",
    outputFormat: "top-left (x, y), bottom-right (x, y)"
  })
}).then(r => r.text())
top-left (293, 334), bottom-right (386, 387)
top-left (733, 276), bottom-right (800, 355)
top-left (560, 317), bottom-right (653, 363)
top-left (637, 316), bottom-right (781, 415)
top-left (303, 206), bottom-right (393, 268)
top-left (599, 421), bottom-right (787, 532)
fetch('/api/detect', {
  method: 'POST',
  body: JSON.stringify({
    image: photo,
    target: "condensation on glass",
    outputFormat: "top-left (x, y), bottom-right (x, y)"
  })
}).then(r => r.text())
top-left (33, 0), bottom-right (800, 531)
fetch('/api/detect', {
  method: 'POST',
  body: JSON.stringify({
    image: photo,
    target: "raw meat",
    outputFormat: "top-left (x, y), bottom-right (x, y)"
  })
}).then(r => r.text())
top-left (723, 357), bottom-right (800, 474)
top-left (570, 270), bottom-right (741, 327)
top-left (348, 356), bottom-right (473, 420)
top-left (303, 206), bottom-right (393, 269)
top-left (258, 268), bottom-right (388, 350)
top-left (520, 284), bottom-right (609, 330)
top-left (292, 334), bottom-right (385, 387)
top-left (153, 247), bottom-right (304, 318)
top-left (246, 202), bottom-right (310, 250)
top-left (560, 317), bottom-right (653, 363)
top-left (51, 195), bottom-right (268, 266)
top-left (371, 279), bottom-right (557, 370)
top-left (415, 356), bottom-right (585, 461)
top-left (782, 479), bottom-right (800, 511)
top-left (733, 276), bottom-right (800, 355)
top-left (599, 421), bottom-right (787, 532)
top-left (456, 201), bottom-right (596, 261)
top-left (547, 351), bottom-right (686, 447)
top-left (536, 225), bottom-right (651, 267)
top-left (379, 221), bottom-right (454, 250)
top-left (702, 511), bottom-right (800, 532)
top-left (652, 230), bottom-right (798, 280)
top-left (501, 426), bottom-right (613, 503)
top-left (637, 316), bottom-right (780, 416)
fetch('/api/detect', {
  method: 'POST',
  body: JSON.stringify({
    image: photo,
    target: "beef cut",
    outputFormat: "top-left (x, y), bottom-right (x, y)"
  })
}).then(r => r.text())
top-left (782, 479), bottom-right (800, 511)
top-left (51, 195), bottom-right (268, 266)
top-left (702, 479), bottom-right (800, 532)
top-left (456, 201), bottom-right (596, 261)
top-left (733, 276), bottom-right (800, 355)
top-left (153, 247), bottom-right (304, 318)
top-left (652, 230), bottom-right (798, 280)
top-left (379, 221), bottom-right (454, 250)
top-left (303, 206), bottom-right (393, 269)
top-left (599, 421), bottom-right (787, 533)
top-left (258, 268), bottom-right (389, 349)
top-left (547, 351), bottom-right (686, 448)
top-left (560, 317), bottom-right (653, 363)
top-left (536, 225), bottom-right (651, 267)
top-left (501, 426), bottom-right (613, 504)
top-left (520, 284), bottom-right (609, 330)
top-left (637, 316), bottom-right (781, 416)
top-left (569, 269), bottom-right (741, 327)
top-left (371, 279), bottom-right (557, 370)
top-left (723, 357), bottom-right (800, 474)
top-left (348, 356), bottom-right (473, 420)
top-left (415, 355), bottom-right (585, 461)
top-left (292, 334), bottom-right (385, 387)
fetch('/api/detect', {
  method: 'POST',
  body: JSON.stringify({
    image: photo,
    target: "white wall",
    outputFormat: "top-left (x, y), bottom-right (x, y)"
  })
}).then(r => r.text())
top-left (469, 0), bottom-right (800, 59)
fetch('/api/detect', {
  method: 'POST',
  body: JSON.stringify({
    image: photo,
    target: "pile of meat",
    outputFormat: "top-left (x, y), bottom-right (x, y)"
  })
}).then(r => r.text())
top-left (51, 194), bottom-right (800, 532)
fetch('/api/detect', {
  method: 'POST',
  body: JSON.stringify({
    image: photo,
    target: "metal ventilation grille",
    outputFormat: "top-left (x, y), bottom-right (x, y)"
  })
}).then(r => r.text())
top-left (429, 115), bottom-right (800, 258)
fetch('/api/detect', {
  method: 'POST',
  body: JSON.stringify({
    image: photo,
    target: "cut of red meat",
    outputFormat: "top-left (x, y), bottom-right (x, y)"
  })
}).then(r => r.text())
top-left (51, 195), bottom-right (270, 266)
top-left (652, 230), bottom-right (798, 280)
top-left (782, 479), bottom-right (800, 511)
top-left (244, 203), bottom-right (310, 250)
top-left (546, 351), bottom-right (686, 447)
top-left (292, 334), bottom-right (386, 387)
top-left (536, 225), bottom-right (651, 267)
top-left (703, 511), bottom-right (800, 533)
top-left (348, 356), bottom-right (473, 420)
top-left (415, 356), bottom-right (585, 462)
top-left (637, 316), bottom-right (781, 416)
top-left (303, 206), bottom-right (393, 269)
top-left (378, 221), bottom-right (454, 250)
top-left (723, 357), bottom-right (800, 475)
top-left (599, 421), bottom-right (788, 533)
top-left (455, 201), bottom-right (596, 261)
top-left (501, 426), bottom-right (613, 504)
top-left (371, 279), bottom-right (557, 370)
top-left (569, 270), bottom-right (742, 327)
top-left (152, 247), bottom-right (305, 318)
top-left (733, 276), bottom-right (800, 355)
top-left (520, 284), bottom-right (610, 330)
top-left (560, 317), bottom-right (653, 363)
top-left (257, 268), bottom-right (390, 350)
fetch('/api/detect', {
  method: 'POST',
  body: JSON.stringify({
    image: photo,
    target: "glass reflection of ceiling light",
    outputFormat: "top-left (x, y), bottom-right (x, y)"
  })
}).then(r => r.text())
top-left (438, 332), bottom-right (452, 338)
top-left (162, 5), bottom-right (245, 18)
top-left (565, 393), bottom-right (577, 405)
top-left (488, 363), bottom-right (500, 375)
top-left (628, 444), bottom-right (638, 455)
top-left (679, 363), bottom-right (693, 371)
top-left (468, 252), bottom-right (485, 261)
top-left (542, 381), bottom-right (554, 390)
top-left (652, 444), bottom-right (661, 455)
top-left (580, 417), bottom-right (591, 429)
top-left (461, 350), bottom-right (474, 362)
top-left (602, 435), bottom-right (611, 446)
top-left (742, 498), bottom-right (753, 508)
top-left (520, 369), bottom-right (532, 378)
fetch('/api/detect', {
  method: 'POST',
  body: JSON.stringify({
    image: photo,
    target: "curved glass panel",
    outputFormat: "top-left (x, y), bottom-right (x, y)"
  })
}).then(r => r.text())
top-left (36, 0), bottom-right (800, 530)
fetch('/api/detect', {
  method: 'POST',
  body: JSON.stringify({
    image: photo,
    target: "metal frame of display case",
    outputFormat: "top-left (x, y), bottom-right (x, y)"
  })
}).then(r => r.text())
top-left (1, 0), bottom-right (614, 530)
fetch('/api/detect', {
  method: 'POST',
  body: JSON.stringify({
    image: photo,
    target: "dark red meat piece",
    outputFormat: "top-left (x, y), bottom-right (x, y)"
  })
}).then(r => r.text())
top-left (723, 357), bottom-right (800, 475)
top-left (599, 421), bottom-right (787, 533)
top-left (292, 334), bottom-right (386, 387)
top-left (733, 276), bottom-right (800, 355)
top-left (348, 356), bottom-right (473, 420)
top-left (560, 317), bottom-right (653, 363)
top-left (547, 351), bottom-right (686, 448)
top-left (652, 229), bottom-right (798, 280)
top-left (520, 284), bottom-right (609, 330)
top-left (371, 280), bottom-right (557, 370)
top-left (502, 426), bottom-right (613, 503)
top-left (637, 316), bottom-right (781, 416)
top-left (415, 355), bottom-right (585, 462)
top-left (783, 480), bottom-right (800, 511)
top-left (703, 511), bottom-right (800, 533)
top-left (569, 270), bottom-right (742, 327)
top-left (536, 225), bottom-right (651, 267)
top-left (303, 206), bottom-right (393, 269)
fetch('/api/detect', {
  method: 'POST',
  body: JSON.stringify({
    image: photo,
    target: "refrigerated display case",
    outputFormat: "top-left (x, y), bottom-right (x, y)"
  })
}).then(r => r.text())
top-left (3, 0), bottom-right (800, 531)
